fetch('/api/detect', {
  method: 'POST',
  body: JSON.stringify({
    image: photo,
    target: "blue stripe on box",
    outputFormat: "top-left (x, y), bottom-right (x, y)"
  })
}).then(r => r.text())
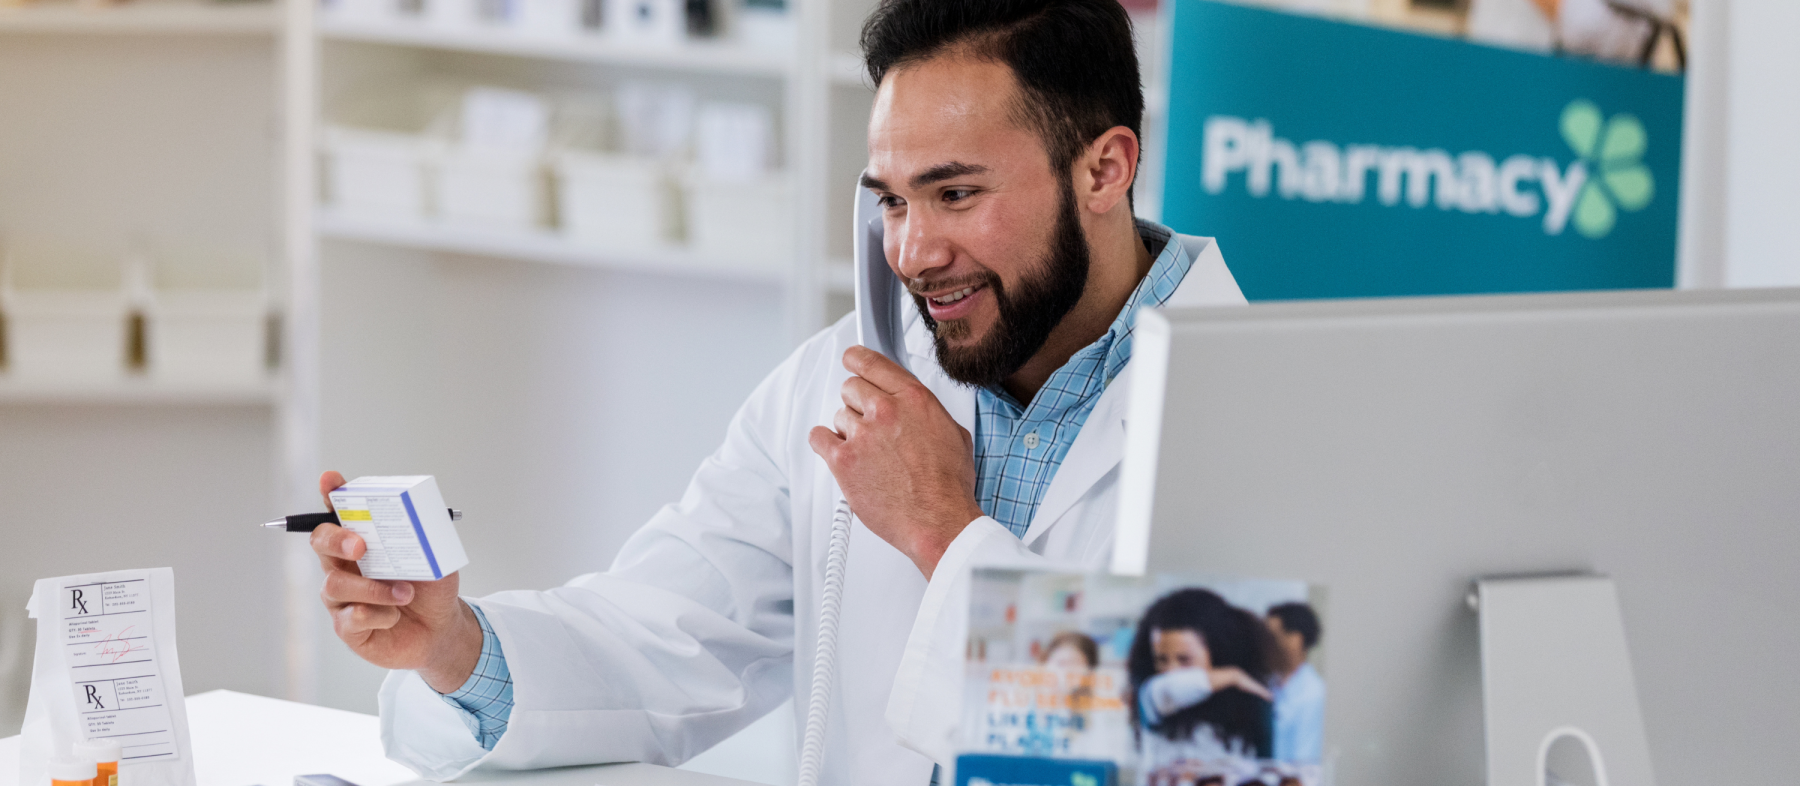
top-left (400, 490), bottom-right (443, 579)
top-left (954, 755), bottom-right (1116, 786)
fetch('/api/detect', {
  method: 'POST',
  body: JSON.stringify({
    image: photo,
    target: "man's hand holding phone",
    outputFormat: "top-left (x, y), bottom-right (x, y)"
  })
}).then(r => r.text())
top-left (312, 470), bottom-right (483, 694)
top-left (808, 345), bottom-right (986, 580)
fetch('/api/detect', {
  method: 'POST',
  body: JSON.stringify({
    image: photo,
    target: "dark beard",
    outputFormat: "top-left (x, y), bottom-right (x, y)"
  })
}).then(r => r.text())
top-left (913, 183), bottom-right (1091, 392)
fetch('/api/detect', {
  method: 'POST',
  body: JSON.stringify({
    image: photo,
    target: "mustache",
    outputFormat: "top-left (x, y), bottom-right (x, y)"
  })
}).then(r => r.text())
top-left (905, 271), bottom-right (999, 298)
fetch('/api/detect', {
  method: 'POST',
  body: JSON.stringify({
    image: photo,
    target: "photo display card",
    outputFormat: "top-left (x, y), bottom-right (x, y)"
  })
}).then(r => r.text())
top-left (958, 569), bottom-right (1330, 786)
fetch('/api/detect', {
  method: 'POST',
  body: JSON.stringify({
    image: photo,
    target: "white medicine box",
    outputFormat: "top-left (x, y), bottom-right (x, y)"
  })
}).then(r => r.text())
top-left (438, 87), bottom-right (553, 229)
top-left (328, 476), bottom-right (469, 581)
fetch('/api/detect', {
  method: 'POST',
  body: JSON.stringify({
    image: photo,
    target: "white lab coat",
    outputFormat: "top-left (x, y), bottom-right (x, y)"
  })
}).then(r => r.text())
top-left (377, 234), bottom-right (1245, 785)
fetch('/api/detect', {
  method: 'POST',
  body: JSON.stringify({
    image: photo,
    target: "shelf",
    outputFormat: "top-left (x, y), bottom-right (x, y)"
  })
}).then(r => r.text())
top-left (0, 0), bottom-right (279, 35)
top-left (317, 209), bottom-right (789, 283)
top-left (319, 19), bottom-right (792, 77)
top-left (0, 377), bottom-right (278, 405)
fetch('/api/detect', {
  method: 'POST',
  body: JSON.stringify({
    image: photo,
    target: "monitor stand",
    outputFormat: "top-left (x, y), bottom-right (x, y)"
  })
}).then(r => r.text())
top-left (1474, 575), bottom-right (1655, 786)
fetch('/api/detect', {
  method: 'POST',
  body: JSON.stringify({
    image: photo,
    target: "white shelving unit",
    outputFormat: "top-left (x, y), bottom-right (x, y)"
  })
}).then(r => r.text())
top-left (298, 0), bottom-right (860, 341)
top-left (317, 18), bottom-right (793, 75)
top-left (0, 378), bottom-right (279, 404)
top-left (0, 0), bottom-right (287, 406)
top-left (316, 208), bottom-right (789, 282)
top-left (0, 0), bottom-right (279, 34)
top-left (276, 0), bottom-right (858, 702)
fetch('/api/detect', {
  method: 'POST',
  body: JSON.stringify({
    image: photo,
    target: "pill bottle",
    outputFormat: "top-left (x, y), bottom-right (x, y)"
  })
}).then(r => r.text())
top-left (48, 758), bottom-right (97, 786)
top-left (73, 739), bottom-right (122, 786)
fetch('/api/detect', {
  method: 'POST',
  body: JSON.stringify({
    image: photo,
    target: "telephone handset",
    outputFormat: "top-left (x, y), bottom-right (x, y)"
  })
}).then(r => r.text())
top-left (795, 175), bottom-right (911, 786)
top-left (852, 177), bottom-right (910, 372)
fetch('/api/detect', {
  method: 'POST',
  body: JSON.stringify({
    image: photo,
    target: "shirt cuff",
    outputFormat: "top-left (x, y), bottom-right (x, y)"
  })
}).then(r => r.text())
top-left (439, 602), bottom-right (514, 751)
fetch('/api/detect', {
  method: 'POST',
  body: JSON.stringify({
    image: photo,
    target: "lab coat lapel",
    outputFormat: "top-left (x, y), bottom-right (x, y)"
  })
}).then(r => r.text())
top-left (905, 305), bottom-right (977, 432)
top-left (1019, 370), bottom-right (1130, 546)
top-left (1018, 233), bottom-right (1240, 546)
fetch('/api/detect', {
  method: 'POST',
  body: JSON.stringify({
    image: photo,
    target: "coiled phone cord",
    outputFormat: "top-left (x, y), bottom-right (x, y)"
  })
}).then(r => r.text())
top-left (796, 498), bottom-right (854, 786)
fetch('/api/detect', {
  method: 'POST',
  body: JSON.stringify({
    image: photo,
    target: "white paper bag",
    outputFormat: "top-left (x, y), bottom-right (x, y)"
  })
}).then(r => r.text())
top-left (20, 568), bottom-right (196, 786)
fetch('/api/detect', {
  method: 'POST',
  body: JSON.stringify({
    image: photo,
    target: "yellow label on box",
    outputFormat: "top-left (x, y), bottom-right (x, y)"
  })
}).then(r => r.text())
top-left (338, 509), bottom-right (373, 521)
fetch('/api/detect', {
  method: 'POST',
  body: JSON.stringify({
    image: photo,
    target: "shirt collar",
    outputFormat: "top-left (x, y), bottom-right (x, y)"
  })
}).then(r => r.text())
top-left (983, 219), bottom-right (1193, 405)
top-left (1094, 219), bottom-right (1192, 384)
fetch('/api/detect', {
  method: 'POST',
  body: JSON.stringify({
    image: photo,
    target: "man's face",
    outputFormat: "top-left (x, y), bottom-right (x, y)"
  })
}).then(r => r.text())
top-left (1266, 616), bottom-right (1306, 671)
top-left (864, 54), bottom-right (1090, 389)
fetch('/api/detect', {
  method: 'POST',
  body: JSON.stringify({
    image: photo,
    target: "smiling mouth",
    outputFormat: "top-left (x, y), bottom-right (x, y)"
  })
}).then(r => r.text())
top-left (931, 286), bottom-right (979, 305)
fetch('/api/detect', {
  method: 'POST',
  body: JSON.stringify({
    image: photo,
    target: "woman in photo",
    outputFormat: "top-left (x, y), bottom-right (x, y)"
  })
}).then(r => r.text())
top-left (1127, 588), bottom-right (1277, 762)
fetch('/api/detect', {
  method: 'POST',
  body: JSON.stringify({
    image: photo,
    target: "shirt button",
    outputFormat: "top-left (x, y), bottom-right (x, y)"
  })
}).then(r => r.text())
top-left (1022, 431), bottom-right (1041, 450)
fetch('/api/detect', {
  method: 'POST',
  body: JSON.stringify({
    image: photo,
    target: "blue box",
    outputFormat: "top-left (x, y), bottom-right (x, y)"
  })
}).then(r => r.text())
top-left (953, 754), bottom-right (1117, 786)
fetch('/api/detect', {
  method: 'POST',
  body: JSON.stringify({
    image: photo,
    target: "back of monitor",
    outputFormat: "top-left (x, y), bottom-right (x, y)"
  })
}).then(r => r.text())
top-left (1115, 287), bottom-right (1800, 786)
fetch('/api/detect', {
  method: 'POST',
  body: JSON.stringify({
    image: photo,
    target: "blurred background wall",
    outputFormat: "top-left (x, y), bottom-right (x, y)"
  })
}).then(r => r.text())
top-left (0, 1), bottom-right (1796, 785)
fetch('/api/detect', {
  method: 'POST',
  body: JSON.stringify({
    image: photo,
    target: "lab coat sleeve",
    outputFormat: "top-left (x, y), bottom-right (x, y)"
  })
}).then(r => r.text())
top-left (885, 517), bottom-right (1086, 766)
top-left (380, 335), bottom-right (817, 781)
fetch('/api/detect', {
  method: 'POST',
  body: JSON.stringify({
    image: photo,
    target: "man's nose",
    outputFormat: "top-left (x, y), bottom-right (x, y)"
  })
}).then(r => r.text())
top-left (891, 210), bottom-right (953, 281)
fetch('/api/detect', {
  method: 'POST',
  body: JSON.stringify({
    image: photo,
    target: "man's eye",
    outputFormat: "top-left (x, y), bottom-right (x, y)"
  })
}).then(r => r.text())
top-left (877, 194), bottom-right (905, 209)
top-left (943, 189), bottom-right (975, 203)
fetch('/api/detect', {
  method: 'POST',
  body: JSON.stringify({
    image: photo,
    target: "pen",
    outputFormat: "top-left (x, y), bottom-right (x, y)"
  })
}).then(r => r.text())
top-left (262, 509), bottom-right (464, 532)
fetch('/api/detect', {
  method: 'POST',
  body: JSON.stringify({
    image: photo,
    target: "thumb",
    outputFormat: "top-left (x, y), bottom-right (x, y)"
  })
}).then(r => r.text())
top-left (319, 471), bottom-right (347, 510)
top-left (807, 425), bottom-right (844, 460)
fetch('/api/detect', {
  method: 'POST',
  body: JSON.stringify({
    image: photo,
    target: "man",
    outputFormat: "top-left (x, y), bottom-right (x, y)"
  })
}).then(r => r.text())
top-left (309, 1), bottom-right (1244, 783)
top-left (1265, 602), bottom-right (1326, 764)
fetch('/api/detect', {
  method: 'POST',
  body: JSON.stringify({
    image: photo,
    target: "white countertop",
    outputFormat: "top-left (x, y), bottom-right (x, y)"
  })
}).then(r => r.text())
top-left (2, 691), bottom-right (755, 786)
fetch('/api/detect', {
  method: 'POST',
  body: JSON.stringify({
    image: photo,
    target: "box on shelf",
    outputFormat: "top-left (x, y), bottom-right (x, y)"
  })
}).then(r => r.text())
top-left (695, 100), bottom-right (773, 183)
top-left (736, 2), bottom-right (794, 51)
top-left (555, 152), bottom-right (682, 251)
top-left (439, 147), bottom-right (550, 229)
top-left (0, 291), bottom-right (128, 383)
top-left (319, 0), bottom-right (399, 25)
top-left (322, 127), bottom-right (440, 220)
top-left (686, 173), bottom-right (792, 271)
top-left (0, 240), bottom-right (128, 383)
top-left (321, 86), bottom-right (457, 221)
top-left (437, 87), bottom-right (553, 229)
top-left (145, 240), bottom-right (269, 385)
top-left (607, 0), bottom-right (684, 46)
top-left (551, 93), bottom-right (682, 249)
top-left (420, 0), bottom-right (478, 31)
top-left (148, 291), bottom-right (268, 385)
top-left (508, 0), bottom-right (586, 38)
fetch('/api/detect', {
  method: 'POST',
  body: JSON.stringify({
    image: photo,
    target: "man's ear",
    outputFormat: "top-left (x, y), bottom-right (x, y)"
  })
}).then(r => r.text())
top-left (1076, 126), bottom-right (1141, 216)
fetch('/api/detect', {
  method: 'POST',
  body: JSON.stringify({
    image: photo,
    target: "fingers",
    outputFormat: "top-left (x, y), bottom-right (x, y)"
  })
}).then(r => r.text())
top-left (322, 569), bottom-right (415, 610)
top-left (310, 522), bottom-right (366, 562)
top-left (319, 470), bottom-right (347, 510)
top-left (833, 406), bottom-right (859, 437)
top-left (839, 375), bottom-right (884, 417)
top-left (807, 425), bottom-right (844, 461)
top-left (332, 599), bottom-right (403, 636)
top-left (842, 345), bottom-right (918, 394)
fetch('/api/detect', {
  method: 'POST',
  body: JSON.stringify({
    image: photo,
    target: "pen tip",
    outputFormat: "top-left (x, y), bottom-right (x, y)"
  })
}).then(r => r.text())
top-left (262, 519), bottom-right (288, 529)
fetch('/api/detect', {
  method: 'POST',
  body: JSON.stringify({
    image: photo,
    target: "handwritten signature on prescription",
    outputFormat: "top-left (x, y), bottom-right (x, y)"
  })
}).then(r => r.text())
top-left (93, 627), bottom-right (147, 663)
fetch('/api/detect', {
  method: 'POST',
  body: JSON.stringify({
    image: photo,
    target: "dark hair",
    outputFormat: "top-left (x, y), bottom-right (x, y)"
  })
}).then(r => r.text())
top-left (860, 0), bottom-right (1145, 184)
top-left (1044, 630), bottom-right (1100, 668)
top-left (1128, 588), bottom-right (1275, 758)
top-left (1267, 602), bottom-right (1322, 651)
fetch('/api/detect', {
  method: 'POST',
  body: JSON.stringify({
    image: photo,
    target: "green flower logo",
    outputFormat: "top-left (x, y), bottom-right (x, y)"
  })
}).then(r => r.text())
top-left (1560, 99), bottom-right (1654, 239)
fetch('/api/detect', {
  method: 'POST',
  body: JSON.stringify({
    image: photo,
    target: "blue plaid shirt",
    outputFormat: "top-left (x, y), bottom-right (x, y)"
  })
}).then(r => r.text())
top-left (975, 220), bottom-right (1187, 537)
top-left (440, 220), bottom-right (1192, 751)
top-left (441, 603), bottom-right (512, 749)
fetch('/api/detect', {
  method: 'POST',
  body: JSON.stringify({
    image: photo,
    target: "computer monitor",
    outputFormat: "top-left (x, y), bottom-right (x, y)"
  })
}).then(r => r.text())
top-left (1113, 287), bottom-right (1800, 785)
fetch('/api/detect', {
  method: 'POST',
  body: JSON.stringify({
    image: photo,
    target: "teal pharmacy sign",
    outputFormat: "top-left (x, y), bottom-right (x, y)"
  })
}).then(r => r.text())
top-left (1160, 0), bottom-right (1685, 300)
